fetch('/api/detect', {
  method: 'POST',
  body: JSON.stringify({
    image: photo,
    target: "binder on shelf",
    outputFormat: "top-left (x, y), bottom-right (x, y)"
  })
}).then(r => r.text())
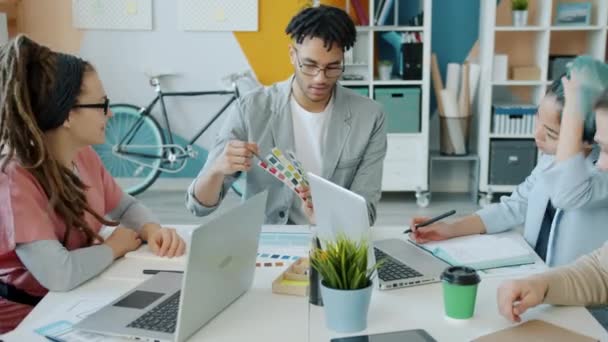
top-left (351, 0), bottom-right (369, 26)
top-left (376, 0), bottom-right (395, 25)
top-left (407, 11), bottom-right (424, 26)
top-left (492, 103), bottom-right (536, 136)
top-left (374, 0), bottom-right (386, 24)
top-left (493, 54), bottom-right (508, 82)
top-left (401, 42), bottom-right (423, 80)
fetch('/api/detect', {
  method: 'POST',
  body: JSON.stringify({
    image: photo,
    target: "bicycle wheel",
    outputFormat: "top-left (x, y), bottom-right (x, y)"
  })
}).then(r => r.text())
top-left (94, 104), bottom-right (164, 196)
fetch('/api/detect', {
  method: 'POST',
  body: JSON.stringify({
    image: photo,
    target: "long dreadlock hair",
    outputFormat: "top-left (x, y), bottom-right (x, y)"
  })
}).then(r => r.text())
top-left (0, 35), bottom-right (117, 245)
top-left (285, 4), bottom-right (357, 51)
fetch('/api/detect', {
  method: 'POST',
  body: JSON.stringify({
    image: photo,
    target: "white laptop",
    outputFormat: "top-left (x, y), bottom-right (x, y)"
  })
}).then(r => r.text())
top-left (307, 173), bottom-right (449, 290)
top-left (74, 191), bottom-right (267, 342)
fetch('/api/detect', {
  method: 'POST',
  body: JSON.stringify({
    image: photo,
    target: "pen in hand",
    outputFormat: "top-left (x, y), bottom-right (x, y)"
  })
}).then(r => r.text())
top-left (403, 210), bottom-right (456, 234)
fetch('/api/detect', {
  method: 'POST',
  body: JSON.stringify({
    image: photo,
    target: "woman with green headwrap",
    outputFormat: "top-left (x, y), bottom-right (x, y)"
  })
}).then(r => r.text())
top-left (410, 56), bottom-right (608, 267)
top-left (547, 57), bottom-right (608, 204)
top-left (496, 57), bottom-right (608, 324)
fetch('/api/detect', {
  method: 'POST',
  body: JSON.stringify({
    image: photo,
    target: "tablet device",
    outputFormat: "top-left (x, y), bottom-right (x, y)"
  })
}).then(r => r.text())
top-left (330, 329), bottom-right (437, 342)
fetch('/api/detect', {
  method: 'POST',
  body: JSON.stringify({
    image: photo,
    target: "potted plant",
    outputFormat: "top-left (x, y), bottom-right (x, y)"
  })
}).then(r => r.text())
top-left (378, 60), bottom-right (393, 80)
top-left (512, 0), bottom-right (528, 27)
top-left (310, 235), bottom-right (382, 333)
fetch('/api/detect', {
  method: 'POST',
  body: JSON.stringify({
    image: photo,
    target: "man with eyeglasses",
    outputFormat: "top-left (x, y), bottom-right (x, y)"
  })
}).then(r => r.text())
top-left (187, 5), bottom-right (387, 225)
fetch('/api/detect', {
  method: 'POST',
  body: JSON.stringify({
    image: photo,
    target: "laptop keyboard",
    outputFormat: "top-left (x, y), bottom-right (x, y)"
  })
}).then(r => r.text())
top-left (374, 248), bottom-right (423, 281)
top-left (127, 291), bottom-right (181, 334)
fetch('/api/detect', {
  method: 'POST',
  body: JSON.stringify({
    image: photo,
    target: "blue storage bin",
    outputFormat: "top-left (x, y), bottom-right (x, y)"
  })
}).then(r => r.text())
top-left (374, 87), bottom-right (420, 133)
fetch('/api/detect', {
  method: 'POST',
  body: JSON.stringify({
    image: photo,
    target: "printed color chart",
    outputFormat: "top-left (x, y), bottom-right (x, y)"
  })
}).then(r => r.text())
top-left (256, 227), bottom-right (311, 268)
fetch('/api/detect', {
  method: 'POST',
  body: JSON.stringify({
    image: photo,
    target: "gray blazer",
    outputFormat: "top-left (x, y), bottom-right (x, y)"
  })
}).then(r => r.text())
top-left (477, 151), bottom-right (608, 266)
top-left (186, 77), bottom-right (387, 225)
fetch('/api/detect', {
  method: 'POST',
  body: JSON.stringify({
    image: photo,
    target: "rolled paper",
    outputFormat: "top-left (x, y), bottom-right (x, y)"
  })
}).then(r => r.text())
top-left (468, 63), bottom-right (481, 106)
top-left (446, 63), bottom-right (461, 98)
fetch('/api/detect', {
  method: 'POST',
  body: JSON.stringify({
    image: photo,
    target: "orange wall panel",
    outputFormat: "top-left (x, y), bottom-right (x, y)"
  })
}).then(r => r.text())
top-left (18, 0), bottom-right (82, 54)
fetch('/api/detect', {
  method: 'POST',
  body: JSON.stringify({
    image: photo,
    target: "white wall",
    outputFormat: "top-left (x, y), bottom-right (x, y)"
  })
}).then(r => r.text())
top-left (79, 0), bottom-right (251, 149)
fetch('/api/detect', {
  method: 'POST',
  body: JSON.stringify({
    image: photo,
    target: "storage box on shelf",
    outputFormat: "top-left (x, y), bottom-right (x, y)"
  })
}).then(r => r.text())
top-left (489, 139), bottom-right (538, 186)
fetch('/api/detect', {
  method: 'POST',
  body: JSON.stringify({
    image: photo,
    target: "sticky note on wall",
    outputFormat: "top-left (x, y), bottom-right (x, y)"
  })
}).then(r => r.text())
top-left (126, 0), bottom-right (138, 15)
top-left (215, 7), bottom-right (226, 22)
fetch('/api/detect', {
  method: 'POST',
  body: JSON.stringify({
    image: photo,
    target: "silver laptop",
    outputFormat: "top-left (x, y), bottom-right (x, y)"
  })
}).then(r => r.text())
top-left (307, 173), bottom-right (448, 290)
top-left (75, 191), bottom-right (268, 342)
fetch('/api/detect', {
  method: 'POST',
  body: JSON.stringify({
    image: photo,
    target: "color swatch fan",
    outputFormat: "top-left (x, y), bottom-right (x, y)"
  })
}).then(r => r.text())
top-left (257, 148), bottom-right (309, 195)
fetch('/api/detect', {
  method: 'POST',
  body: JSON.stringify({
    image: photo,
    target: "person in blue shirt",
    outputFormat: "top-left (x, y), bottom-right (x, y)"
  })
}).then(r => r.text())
top-left (410, 56), bottom-right (608, 267)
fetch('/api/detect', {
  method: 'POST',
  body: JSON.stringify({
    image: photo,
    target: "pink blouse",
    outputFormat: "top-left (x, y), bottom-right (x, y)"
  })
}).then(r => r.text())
top-left (0, 147), bottom-right (123, 332)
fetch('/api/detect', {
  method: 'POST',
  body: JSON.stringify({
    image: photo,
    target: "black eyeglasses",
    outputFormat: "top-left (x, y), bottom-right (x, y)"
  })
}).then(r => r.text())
top-left (294, 48), bottom-right (344, 79)
top-left (73, 97), bottom-right (110, 116)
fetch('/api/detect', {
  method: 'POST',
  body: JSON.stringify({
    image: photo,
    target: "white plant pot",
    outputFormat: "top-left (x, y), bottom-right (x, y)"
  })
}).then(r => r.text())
top-left (512, 10), bottom-right (528, 27)
top-left (378, 64), bottom-right (392, 81)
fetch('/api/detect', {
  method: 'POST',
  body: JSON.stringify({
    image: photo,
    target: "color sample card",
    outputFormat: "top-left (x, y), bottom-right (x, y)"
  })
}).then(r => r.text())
top-left (258, 160), bottom-right (292, 184)
top-left (257, 147), bottom-right (309, 196)
top-left (285, 149), bottom-right (309, 186)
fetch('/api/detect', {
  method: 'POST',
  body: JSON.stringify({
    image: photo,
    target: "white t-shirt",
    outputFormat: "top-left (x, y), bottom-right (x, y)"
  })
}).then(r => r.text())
top-left (288, 95), bottom-right (334, 224)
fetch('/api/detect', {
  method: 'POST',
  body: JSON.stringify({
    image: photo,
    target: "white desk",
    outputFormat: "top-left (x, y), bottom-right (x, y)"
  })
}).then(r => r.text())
top-left (3, 226), bottom-right (608, 342)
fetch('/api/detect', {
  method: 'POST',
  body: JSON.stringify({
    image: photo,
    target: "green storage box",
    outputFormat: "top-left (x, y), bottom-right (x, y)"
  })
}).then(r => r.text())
top-left (374, 87), bottom-right (421, 133)
top-left (348, 86), bottom-right (369, 98)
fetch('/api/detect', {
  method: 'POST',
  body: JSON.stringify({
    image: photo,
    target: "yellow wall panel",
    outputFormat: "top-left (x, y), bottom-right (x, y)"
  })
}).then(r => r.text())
top-left (234, 0), bottom-right (311, 86)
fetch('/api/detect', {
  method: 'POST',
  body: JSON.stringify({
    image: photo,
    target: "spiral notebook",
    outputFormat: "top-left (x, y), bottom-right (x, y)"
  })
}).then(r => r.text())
top-left (411, 234), bottom-right (535, 270)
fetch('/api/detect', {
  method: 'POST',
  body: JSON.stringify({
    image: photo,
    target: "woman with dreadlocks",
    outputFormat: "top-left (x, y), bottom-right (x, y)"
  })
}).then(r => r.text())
top-left (187, 4), bottom-right (387, 226)
top-left (0, 35), bottom-right (186, 332)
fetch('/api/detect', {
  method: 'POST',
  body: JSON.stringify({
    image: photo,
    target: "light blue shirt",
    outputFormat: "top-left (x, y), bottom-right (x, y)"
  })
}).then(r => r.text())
top-left (477, 150), bottom-right (608, 266)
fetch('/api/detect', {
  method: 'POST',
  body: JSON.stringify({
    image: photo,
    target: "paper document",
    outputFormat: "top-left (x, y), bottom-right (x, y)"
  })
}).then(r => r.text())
top-left (257, 225), bottom-right (311, 267)
top-left (34, 297), bottom-right (125, 341)
top-left (35, 320), bottom-right (117, 342)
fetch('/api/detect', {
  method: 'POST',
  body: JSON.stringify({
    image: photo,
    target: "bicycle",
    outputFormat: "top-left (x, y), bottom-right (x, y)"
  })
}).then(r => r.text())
top-left (94, 71), bottom-right (256, 196)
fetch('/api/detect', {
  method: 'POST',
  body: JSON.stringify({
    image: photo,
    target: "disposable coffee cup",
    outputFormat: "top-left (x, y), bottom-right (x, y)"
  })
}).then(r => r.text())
top-left (440, 266), bottom-right (481, 319)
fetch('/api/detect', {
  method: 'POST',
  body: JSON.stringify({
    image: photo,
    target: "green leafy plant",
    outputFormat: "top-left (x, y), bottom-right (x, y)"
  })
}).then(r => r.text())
top-left (512, 0), bottom-right (528, 11)
top-left (310, 235), bottom-right (383, 290)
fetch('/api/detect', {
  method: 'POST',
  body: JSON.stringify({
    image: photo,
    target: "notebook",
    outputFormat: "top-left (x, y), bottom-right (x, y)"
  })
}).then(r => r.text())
top-left (473, 320), bottom-right (599, 341)
top-left (410, 234), bottom-right (535, 270)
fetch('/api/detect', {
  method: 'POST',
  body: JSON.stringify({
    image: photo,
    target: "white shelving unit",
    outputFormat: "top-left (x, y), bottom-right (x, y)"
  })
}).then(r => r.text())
top-left (341, 0), bottom-right (432, 206)
top-left (476, 0), bottom-right (608, 204)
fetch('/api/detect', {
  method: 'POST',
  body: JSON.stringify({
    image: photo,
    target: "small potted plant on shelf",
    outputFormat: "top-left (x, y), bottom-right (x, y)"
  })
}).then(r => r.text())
top-left (378, 60), bottom-right (393, 80)
top-left (512, 0), bottom-right (529, 27)
top-left (310, 234), bottom-right (382, 333)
